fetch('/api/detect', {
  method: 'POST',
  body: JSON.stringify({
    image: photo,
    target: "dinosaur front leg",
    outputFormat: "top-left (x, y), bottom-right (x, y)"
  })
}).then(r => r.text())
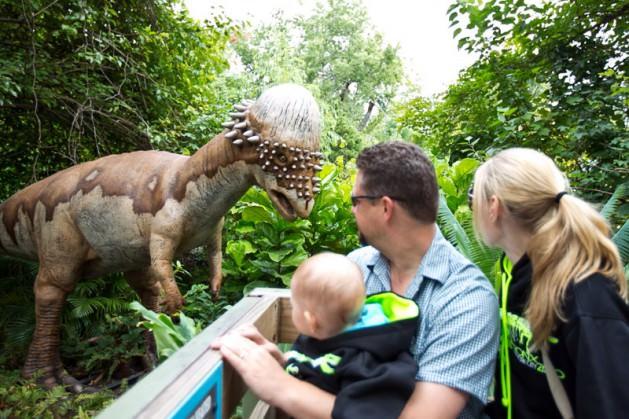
top-left (126, 269), bottom-right (162, 369)
top-left (208, 218), bottom-right (224, 296)
top-left (150, 233), bottom-right (184, 314)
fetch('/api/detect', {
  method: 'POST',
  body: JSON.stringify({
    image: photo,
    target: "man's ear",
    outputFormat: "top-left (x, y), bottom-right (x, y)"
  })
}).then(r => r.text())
top-left (381, 196), bottom-right (395, 220)
top-left (304, 310), bottom-right (319, 335)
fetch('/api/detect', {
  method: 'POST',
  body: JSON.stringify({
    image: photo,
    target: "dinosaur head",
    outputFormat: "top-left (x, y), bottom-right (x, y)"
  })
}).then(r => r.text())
top-left (222, 84), bottom-right (322, 221)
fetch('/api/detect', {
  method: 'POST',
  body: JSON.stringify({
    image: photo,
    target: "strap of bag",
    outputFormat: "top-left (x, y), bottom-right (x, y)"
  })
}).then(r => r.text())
top-left (541, 347), bottom-right (575, 419)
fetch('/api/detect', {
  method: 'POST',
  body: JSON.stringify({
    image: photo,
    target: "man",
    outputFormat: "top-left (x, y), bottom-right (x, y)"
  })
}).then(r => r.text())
top-left (215, 141), bottom-right (499, 418)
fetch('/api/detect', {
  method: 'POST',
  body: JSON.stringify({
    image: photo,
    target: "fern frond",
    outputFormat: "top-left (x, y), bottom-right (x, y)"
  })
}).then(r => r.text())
top-left (600, 183), bottom-right (627, 222)
top-left (612, 220), bottom-right (629, 265)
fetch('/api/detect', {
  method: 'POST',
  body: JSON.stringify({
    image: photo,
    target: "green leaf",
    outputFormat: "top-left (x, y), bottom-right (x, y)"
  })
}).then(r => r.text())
top-left (267, 247), bottom-right (293, 262)
top-left (281, 248), bottom-right (309, 268)
top-left (226, 240), bottom-right (255, 267)
top-left (242, 204), bottom-right (276, 224)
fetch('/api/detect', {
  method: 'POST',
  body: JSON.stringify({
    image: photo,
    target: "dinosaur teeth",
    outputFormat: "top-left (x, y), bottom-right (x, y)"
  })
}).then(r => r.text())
top-left (243, 130), bottom-right (254, 137)
top-left (233, 104), bottom-right (248, 111)
top-left (230, 112), bottom-right (246, 119)
top-left (247, 136), bottom-right (260, 143)
top-left (222, 121), bottom-right (236, 129)
top-left (234, 121), bottom-right (247, 130)
top-left (233, 139), bottom-right (244, 146)
top-left (225, 130), bottom-right (238, 139)
top-left (313, 165), bottom-right (322, 171)
top-left (313, 187), bottom-right (321, 193)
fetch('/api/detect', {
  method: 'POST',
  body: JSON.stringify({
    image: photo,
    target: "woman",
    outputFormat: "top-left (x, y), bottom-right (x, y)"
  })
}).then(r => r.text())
top-left (471, 148), bottom-right (628, 419)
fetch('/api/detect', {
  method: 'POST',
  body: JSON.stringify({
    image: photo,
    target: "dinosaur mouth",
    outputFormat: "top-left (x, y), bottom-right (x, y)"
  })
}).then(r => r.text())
top-left (269, 190), bottom-right (297, 221)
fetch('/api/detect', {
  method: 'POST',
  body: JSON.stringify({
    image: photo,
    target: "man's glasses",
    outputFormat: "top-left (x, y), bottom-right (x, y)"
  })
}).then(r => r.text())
top-left (350, 195), bottom-right (406, 207)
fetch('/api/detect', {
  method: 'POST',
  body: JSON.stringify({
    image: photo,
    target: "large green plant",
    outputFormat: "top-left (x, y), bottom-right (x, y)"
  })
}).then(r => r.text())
top-left (433, 157), bottom-right (502, 282)
top-left (221, 161), bottom-right (358, 291)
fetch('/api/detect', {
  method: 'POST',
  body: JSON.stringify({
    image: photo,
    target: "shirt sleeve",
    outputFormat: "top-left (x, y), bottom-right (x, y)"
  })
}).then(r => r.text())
top-left (563, 283), bottom-right (629, 419)
top-left (415, 282), bottom-right (499, 404)
top-left (332, 351), bottom-right (417, 419)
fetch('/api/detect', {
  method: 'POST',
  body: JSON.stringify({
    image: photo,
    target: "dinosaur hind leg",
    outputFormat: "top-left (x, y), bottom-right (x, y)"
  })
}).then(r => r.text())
top-left (22, 265), bottom-right (84, 391)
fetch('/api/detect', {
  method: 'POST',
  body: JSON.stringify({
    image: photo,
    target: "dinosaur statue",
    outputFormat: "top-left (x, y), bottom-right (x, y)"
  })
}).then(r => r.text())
top-left (0, 83), bottom-right (323, 391)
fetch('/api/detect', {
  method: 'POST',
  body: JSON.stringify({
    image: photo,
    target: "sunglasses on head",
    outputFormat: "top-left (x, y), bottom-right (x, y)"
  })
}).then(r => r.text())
top-left (467, 185), bottom-right (474, 210)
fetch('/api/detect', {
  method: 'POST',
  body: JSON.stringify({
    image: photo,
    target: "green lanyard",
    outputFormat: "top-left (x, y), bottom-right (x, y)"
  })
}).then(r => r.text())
top-left (499, 255), bottom-right (513, 419)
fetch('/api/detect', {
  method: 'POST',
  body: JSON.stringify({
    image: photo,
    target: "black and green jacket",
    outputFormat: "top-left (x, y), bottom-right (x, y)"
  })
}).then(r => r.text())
top-left (487, 254), bottom-right (629, 419)
top-left (285, 292), bottom-right (419, 419)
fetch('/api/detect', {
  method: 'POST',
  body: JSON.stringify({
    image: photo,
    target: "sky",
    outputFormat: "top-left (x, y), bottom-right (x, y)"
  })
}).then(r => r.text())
top-left (183, 0), bottom-right (476, 96)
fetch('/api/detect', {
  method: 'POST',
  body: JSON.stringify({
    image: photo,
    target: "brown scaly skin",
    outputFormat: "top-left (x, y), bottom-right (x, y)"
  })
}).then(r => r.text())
top-left (0, 84), bottom-right (322, 390)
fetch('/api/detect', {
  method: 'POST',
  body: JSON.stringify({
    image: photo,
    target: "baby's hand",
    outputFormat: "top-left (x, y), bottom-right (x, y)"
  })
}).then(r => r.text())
top-left (211, 324), bottom-right (285, 365)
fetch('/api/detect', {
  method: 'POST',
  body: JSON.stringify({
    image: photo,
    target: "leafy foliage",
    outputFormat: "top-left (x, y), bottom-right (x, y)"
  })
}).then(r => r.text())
top-left (130, 301), bottom-right (199, 360)
top-left (398, 0), bottom-right (628, 201)
top-left (0, 0), bottom-right (239, 199)
top-left (0, 368), bottom-right (115, 418)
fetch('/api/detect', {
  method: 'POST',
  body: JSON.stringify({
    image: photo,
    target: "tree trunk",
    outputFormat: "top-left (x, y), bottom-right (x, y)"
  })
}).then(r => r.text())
top-left (358, 100), bottom-right (375, 131)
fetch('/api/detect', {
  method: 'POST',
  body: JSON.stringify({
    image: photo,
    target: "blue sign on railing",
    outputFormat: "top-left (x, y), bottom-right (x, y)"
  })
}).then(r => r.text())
top-left (170, 363), bottom-right (223, 419)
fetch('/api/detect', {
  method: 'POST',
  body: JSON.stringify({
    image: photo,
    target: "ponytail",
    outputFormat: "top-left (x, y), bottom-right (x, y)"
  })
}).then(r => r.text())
top-left (527, 193), bottom-right (626, 348)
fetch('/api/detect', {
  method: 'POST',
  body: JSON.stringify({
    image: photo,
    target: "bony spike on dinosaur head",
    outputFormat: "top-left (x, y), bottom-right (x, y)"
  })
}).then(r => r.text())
top-left (222, 84), bottom-right (323, 220)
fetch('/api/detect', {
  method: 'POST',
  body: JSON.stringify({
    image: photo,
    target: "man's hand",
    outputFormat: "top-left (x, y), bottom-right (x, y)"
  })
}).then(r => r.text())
top-left (217, 333), bottom-right (290, 404)
top-left (212, 325), bottom-right (334, 418)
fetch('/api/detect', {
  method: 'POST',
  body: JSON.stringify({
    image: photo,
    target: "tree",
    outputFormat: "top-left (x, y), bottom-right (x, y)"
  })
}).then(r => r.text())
top-left (0, 0), bottom-right (238, 199)
top-left (231, 0), bottom-right (404, 161)
top-left (397, 0), bottom-right (628, 200)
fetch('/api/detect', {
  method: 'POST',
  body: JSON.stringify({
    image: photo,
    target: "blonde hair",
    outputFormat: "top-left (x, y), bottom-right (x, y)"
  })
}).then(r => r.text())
top-left (473, 148), bottom-right (626, 348)
top-left (291, 252), bottom-right (365, 337)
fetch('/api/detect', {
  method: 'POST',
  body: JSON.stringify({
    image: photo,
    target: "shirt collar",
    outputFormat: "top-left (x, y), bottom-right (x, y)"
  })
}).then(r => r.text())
top-left (365, 227), bottom-right (450, 294)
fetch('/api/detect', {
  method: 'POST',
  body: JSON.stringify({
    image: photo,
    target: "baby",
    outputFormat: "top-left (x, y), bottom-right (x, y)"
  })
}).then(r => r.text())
top-left (285, 252), bottom-right (419, 419)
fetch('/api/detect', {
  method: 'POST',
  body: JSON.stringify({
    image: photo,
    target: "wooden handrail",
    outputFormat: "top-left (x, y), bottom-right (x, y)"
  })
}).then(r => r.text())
top-left (97, 288), bottom-right (295, 419)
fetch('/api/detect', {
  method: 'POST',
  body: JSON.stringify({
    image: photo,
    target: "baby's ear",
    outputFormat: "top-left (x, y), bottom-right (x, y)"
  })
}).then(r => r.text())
top-left (304, 310), bottom-right (320, 335)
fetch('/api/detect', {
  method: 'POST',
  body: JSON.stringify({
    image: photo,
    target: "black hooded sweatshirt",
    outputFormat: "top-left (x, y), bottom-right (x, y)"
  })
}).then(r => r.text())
top-left (486, 254), bottom-right (629, 419)
top-left (284, 292), bottom-right (419, 419)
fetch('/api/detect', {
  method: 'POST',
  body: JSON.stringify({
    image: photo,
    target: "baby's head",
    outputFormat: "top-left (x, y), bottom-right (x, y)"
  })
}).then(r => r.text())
top-left (290, 252), bottom-right (365, 340)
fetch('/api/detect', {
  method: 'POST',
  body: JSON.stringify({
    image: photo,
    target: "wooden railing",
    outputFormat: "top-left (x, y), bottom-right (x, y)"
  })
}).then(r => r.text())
top-left (97, 288), bottom-right (296, 419)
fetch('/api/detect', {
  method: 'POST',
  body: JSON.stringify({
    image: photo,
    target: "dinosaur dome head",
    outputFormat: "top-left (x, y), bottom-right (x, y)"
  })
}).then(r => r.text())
top-left (248, 83), bottom-right (321, 150)
top-left (222, 84), bottom-right (323, 221)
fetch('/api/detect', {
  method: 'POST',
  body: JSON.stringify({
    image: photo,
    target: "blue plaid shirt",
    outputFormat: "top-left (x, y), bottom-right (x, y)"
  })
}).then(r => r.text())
top-left (348, 228), bottom-right (499, 419)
